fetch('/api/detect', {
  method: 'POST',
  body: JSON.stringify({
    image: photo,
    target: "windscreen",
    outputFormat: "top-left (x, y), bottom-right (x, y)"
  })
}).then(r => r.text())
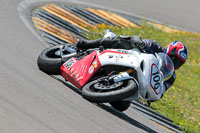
top-left (157, 53), bottom-right (174, 81)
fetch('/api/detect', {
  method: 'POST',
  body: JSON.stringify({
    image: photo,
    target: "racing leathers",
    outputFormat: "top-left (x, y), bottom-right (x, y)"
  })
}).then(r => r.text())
top-left (77, 34), bottom-right (176, 101)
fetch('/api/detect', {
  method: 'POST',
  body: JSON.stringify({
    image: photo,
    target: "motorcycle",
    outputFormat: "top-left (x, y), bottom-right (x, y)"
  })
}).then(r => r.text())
top-left (37, 43), bottom-right (174, 111)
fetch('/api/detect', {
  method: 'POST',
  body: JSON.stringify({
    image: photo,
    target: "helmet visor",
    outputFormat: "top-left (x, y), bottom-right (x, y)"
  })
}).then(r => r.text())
top-left (173, 55), bottom-right (185, 70)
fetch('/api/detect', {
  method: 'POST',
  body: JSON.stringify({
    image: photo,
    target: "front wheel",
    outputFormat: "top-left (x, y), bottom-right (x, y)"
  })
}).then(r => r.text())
top-left (82, 78), bottom-right (138, 103)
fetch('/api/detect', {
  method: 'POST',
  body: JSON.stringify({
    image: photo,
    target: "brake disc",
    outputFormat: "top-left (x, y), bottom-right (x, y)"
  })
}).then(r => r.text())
top-left (94, 81), bottom-right (123, 90)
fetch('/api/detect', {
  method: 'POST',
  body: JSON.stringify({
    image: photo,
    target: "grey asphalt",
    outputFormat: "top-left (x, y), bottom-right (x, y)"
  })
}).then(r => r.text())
top-left (80, 0), bottom-right (200, 32)
top-left (1, 0), bottom-right (196, 132)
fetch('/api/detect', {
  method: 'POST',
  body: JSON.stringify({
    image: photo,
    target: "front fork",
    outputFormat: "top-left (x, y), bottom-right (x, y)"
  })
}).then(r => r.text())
top-left (112, 68), bottom-right (139, 101)
top-left (59, 45), bottom-right (78, 63)
top-left (110, 69), bottom-right (137, 83)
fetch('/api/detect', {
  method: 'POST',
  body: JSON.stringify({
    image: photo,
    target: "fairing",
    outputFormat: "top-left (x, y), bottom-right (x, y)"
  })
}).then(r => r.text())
top-left (61, 51), bottom-right (101, 89)
top-left (61, 48), bottom-right (165, 101)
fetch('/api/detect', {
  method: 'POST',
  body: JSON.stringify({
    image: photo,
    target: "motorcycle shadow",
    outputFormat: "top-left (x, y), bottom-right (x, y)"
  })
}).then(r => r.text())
top-left (96, 104), bottom-right (157, 133)
top-left (52, 75), bottom-right (157, 133)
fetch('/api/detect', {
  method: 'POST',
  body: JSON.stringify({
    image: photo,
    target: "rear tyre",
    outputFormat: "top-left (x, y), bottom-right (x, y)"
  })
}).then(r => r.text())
top-left (109, 101), bottom-right (131, 112)
top-left (37, 44), bottom-right (77, 75)
top-left (37, 46), bottom-right (62, 75)
top-left (82, 78), bottom-right (138, 103)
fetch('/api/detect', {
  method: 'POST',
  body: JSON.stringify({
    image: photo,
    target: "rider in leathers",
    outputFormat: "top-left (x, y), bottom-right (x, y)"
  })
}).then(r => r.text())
top-left (77, 30), bottom-right (188, 103)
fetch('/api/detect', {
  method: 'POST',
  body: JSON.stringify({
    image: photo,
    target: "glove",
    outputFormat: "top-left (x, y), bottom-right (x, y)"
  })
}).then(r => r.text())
top-left (137, 39), bottom-right (157, 54)
top-left (136, 40), bottom-right (148, 50)
top-left (130, 36), bottom-right (147, 52)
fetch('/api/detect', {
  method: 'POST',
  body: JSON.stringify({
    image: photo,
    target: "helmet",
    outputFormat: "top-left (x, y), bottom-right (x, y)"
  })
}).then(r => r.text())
top-left (164, 41), bottom-right (188, 70)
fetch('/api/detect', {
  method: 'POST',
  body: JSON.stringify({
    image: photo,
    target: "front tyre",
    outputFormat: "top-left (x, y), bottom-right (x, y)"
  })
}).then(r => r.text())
top-left (82, 78), bottom-right (138, 103)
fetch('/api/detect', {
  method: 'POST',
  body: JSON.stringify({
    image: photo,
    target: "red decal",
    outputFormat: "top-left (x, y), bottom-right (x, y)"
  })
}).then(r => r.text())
top-left (99, 50), bottom-right (128, 56)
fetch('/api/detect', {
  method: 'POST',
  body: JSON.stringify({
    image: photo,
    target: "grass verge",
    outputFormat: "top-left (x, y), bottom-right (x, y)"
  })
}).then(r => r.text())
top-left (87, 24), bottom-right (200, 133)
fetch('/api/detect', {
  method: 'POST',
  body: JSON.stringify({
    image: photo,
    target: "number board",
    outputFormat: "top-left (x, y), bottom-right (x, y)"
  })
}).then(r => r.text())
top-left (64, 58), bottom-right (76, 70)
top-left (150, 64), bottom-right (161, 95)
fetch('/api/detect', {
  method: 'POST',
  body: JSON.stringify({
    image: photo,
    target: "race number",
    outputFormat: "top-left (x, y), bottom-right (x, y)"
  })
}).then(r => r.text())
top-left (64, 58), bottom-right (75, 70)
top-left (150, 64), bottom-right (161, 95)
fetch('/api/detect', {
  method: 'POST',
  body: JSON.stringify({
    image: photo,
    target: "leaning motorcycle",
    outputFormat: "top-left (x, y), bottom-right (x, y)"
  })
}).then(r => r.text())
top-left (37, 43), bottom-right (174, 111)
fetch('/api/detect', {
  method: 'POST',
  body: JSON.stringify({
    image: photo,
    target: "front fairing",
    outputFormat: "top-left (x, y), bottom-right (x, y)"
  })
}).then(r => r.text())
top-left (136, 52), bottom-right (164, 100)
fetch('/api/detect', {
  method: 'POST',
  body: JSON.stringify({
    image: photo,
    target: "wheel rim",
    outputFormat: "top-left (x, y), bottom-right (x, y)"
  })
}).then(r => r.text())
top-left (46, 48), bottom-right (61, 58)
top-left (93, 80), bottom-right (123, 91)
top-left (46, 47), bottom-right (73, 58)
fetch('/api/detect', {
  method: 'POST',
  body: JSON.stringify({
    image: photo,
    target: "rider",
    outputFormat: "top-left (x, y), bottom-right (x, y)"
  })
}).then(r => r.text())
top-left (77, 29), bottom-right (189, 102)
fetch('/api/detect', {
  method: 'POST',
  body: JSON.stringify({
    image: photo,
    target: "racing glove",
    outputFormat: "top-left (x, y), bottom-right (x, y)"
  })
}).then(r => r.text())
top-left (130, 36), bottom-right (145, 50)
top-left (136, 39), bottom-right (164, 54)
top-left (136, 40), bottom-right (148, 52)
top-left (143, 39), bottom-right (164, 53)
top-left (130, 36), bottom-right (150, 52)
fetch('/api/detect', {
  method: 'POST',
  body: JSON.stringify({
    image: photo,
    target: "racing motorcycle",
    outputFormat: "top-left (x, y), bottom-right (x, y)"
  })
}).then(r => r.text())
top-left (37, 43), bottom-right (174, 111)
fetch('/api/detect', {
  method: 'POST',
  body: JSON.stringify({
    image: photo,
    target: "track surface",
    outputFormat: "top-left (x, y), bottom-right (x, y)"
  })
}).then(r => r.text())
top-left (1, 0), bottom-right (196, 132)
top-left (80, 0), bottom-right (200, 32)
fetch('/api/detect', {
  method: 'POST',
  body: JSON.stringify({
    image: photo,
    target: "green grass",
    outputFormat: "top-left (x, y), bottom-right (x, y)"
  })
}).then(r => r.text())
top-left (87, 24), bottom-right (200, 133)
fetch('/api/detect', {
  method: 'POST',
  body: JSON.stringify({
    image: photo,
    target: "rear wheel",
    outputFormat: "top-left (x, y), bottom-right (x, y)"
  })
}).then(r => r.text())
top-left (82, 77), bottom-right (138, 103)
top-left (37, 44), bottom-right (76, 75)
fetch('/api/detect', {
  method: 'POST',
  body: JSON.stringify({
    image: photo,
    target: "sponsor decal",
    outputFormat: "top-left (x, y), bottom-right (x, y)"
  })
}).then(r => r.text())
top-left (73, 74), bottom-right (83, 83)
top-left (108, 55), bottom-right (113, 59)
top-left (69, 68), bottom-right (74, 74)
top-left (75, 73), bottom-right (80, 78)
top-left (89, 66), bottom-right (94, 74)
top-left (107, 54), bottom-right (124, 59)
top-left (76, 76), bottom-right (83, 81)
top-left (116, 49), bottom-right (128, 54)
top-left (93, 61), bottom-right (98, 68)
top-left (68, 67), bottom-right (84, 84)
top-left (117, 54), bottom-right (123, 58)
top-left (115, 58), bottom-right (119, 63)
